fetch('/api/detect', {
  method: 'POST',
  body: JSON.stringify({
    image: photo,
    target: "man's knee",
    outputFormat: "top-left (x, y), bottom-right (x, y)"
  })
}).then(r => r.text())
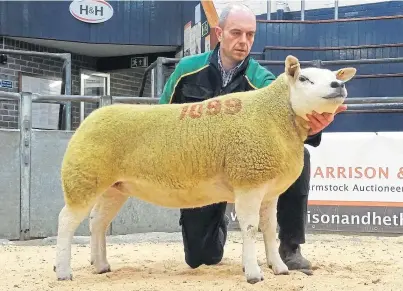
top-left (183, 233), bottom-right (225, 268)
top-left (185, 247), bottom-right (224, 268)
top-left (204, 250), bottom-right (224, 266)
top-left (185, 255), bottom-right (223, 269)
top-left (180, 203), bottom-right (227, 268)
top-left (185, 255), bottom-right (203, 269)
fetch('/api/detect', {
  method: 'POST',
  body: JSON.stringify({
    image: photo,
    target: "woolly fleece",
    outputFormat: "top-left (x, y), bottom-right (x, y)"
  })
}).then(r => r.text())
top-left (61, 73), bottom-right (306, 210)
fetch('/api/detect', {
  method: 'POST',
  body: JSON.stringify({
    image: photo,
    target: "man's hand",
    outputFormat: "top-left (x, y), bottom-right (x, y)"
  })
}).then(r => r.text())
top-left (306, 104), bottom-right (347, 136)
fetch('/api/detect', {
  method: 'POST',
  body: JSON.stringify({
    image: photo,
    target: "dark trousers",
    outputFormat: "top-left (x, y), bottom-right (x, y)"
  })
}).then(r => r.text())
top-left (179, 147), bottom-right (311, 269)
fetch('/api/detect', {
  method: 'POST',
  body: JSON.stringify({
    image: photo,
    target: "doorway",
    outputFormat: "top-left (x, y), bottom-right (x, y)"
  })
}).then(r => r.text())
top-left (80, 69), bottom-right (111, 123)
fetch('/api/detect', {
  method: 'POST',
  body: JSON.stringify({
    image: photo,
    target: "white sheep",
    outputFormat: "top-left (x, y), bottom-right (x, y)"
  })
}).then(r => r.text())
top-left (53, 55), bottom-right (356, 284)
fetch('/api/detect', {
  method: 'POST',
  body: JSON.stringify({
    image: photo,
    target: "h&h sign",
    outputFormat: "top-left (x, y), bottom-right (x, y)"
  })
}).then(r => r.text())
top-left (69, 0), bottom-right (114, 23)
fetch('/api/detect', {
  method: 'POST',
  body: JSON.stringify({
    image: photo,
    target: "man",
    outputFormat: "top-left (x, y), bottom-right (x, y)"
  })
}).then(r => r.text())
top-left (158, 3), bottom-right (346, 273)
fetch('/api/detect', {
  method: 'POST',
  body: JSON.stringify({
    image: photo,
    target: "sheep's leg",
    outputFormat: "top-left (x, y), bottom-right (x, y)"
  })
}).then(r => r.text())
top-left (235, 186), bottom-right (266, 284)
top-left (259, 197), bottom-right (289, 275)
top-left (90, 187), bottom-right (128, 274)
top-left (55, 204), bottom-right (93, 281)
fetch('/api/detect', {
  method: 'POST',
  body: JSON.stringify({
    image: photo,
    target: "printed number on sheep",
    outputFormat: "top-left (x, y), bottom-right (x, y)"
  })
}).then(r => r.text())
top-left (54, 55), bottom-right (356, 284)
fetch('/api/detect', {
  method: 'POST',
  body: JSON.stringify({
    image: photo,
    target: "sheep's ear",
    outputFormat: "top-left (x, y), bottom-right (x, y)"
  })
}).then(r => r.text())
top-left (333, 67), bottom-right (357, 82)
top-left (285, 55), bottom-right (300, 78)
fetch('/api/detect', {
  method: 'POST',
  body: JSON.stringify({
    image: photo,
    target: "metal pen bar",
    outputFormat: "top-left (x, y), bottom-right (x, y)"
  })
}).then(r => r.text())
top-left (159, 57), bottom-right (317, 67)
top-left (267, 0), bottom-right (271, 20)
top-left (344, 97), bottom-right (403, 104)
top-left (64, 54), bottom-right (72, 130)
top-left (32, 99), bottom-right (70, 105)
top-left (3, 90), bottom-right (403, 107)
top-left (334, 0), bottom-right (339, 20)
top-left (342, 109), bottom-right (403, 113)
top-left (155, 59), bottom-right (165, 98)
top-left (137, 59), bottom-right (159, 97)
top-left (151, 68), bottom-right (155, 98)
top-left (157, 56), bottom-right (403, 67)
top-left (258, 60), bottom-right (316, 66)
top-left (32, 94), bottom-right (100, 103)
top-left (112, 96), bottom-right (160, 104)
top-left (344, 103), bottom-right (403, 110)
top-left (0, 91), bottom-right (21, 100)
top-left (322, 57), bottom-right (403, 66)
top-left (160, 57), bottom-right (180, 64)
top-left (25, 94), bottom-right (403, 106)
top-left (19, 92), bottom-right (32, 241)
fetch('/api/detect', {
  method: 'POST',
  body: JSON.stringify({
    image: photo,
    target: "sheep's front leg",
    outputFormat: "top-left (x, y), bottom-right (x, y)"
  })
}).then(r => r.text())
top-left (235, 186), bottom-right (266, 284)
top-left (259, 197), bottom-right (289, 275)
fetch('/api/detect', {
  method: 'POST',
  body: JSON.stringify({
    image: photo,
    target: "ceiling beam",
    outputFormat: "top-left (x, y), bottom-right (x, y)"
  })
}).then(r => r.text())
top-left (201, 0), bottom-right (219, 49)
top-left (201, 0), bottom-right (219, 27)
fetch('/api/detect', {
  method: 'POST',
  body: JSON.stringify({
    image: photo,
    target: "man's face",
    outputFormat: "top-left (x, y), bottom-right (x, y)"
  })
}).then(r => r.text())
top-left (216, 9), bottom-right (256, 63)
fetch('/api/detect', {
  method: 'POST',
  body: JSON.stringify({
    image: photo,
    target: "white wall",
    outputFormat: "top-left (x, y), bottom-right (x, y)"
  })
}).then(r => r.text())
top-left (213, 0), bottom-right (391, 16)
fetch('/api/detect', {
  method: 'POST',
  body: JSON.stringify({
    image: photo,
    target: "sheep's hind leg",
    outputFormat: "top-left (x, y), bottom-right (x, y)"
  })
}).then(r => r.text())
top-left (55, 203), bottom-right (94, 281)
top-left (90, 186), bottom-right (128, 274)
top-left (259, 197), bottom-right (289, 275)
top-left (235, 185), bottom-right (266, 284)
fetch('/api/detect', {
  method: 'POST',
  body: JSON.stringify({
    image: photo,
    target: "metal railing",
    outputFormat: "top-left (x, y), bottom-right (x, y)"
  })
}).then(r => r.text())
top-left (137, 57), bottom-right (179, 98)
top-left (0, 48), bottom-right (72, 130)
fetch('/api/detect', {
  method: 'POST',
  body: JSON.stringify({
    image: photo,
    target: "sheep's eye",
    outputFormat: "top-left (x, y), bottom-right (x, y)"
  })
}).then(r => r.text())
top-left (299, 75), bottom-right (313, 84)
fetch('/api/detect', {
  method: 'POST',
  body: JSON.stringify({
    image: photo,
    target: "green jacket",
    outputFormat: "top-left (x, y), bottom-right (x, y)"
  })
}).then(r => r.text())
top-left (158, 43), bottom-right (276, 105)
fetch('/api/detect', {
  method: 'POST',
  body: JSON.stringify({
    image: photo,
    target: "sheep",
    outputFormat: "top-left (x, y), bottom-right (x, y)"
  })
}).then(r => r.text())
top-left (53, 55), bottom-right (356, 284)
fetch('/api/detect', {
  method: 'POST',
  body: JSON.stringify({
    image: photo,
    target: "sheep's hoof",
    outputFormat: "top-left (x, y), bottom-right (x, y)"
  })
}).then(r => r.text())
top-left (246, 275), bottom-right (264, 284)
top-left (272, 263), bottom-right (289, 275)
top-left (54, 266), bottom-right (73, 280)
top-left (57, 274), bottom-right (73, 281)
top-left (97, 267), bottom-right (111, 274)
top-left (95, 264), bottom-right (111, 274)
top-left (273, 268), bottom-right (289, 275)
top-left (55, 270), bottom-right (73, 281)
top-left (245, 266), bottom-right (264, 284)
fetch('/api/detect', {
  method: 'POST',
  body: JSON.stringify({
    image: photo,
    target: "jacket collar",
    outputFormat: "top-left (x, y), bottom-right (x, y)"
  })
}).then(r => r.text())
top-left (209, 42), bottom-right (250, 75)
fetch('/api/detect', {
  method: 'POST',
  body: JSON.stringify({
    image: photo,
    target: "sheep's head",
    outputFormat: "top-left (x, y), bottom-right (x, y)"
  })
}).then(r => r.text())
top-left (284, 55), bottom-right (356, 121)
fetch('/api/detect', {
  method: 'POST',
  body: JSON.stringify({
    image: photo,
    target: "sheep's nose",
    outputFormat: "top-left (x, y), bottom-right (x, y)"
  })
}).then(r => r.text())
top-left (331, 81), bottom-right (344, 88)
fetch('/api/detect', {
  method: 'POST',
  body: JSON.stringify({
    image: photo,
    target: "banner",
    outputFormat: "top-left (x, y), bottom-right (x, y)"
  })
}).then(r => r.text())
top-left (307, 132), bottom-right (403, 207)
